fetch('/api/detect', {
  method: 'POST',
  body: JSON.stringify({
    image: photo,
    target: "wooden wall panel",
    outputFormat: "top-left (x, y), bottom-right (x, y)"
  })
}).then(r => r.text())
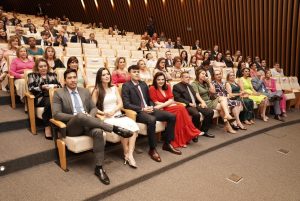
top-left (2, 0), bottom-right (300, 78)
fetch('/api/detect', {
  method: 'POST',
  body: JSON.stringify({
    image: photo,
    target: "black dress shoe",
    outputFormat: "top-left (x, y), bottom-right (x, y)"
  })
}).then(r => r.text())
top-left (192, 136), bottom-right (198, 142)
top-left (113, 126), bottom-right (133, 138)
top-left (274, 115), bottom-right (285, 122)
top-left (162, 143), bottom-right (182, 155)
top-left (95, 166), bottom-right (110, 185)
top-left (202, 132), bottom-right (215, 138)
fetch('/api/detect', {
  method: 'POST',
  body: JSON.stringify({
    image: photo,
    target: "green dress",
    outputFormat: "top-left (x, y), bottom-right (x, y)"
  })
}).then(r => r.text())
top-left (230, 82), bottom-right (254, 121)
top-left (191, 81), bottom-right (219, 109)
top-left (240, 77), bottom-right (266, 104)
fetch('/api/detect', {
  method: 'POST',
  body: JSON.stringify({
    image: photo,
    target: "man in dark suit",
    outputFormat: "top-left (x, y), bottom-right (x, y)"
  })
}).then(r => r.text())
top-left (165, 50), bottom-right (173, 68)
top-left (173, 72), bottom-right (215, 139)
top-left (86, 33), bottom-right (98, 47)
top-left (192, 40), bottom-right (200, 50)
top-left (70, 31), bottom-right (87, 43)
top-left (122, 65), bottom-right (181, 162)
top-left (52, 69), bottom-right (133, 185)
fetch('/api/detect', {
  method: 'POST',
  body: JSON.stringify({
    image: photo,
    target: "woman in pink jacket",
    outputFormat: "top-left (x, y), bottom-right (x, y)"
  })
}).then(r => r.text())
top-left (9, 46), bottom-right (34, 101)
top-left (264, 69), bottom-right (287, 117)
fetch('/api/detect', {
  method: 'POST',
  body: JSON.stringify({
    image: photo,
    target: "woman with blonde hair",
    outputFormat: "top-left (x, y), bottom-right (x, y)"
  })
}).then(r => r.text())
top-left (9, 46), bottom-right (34, 101)
top-left (3, 35), bottom-right (20, 59)
top-left (137, 59), bottom-right (152, 83)
top-left (111, 57), bottom-right (130, 85)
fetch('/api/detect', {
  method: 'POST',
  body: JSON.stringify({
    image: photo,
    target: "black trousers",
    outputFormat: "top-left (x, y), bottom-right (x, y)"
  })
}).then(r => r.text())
top-left (186, 106), bottom-right (214, 133)
top-left (136, 109), bottom-right (176, 149)
top-left (36, 96), bottom-right (52, 127)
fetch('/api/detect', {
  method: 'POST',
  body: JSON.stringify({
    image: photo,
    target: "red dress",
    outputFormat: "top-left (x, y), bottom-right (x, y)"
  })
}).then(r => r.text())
top-left (149, 84), bottom-right (200, 148)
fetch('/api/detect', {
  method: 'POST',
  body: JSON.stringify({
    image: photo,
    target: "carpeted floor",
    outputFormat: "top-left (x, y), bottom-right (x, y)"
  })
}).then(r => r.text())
top-left (0, 112), bottom-right (300, 201)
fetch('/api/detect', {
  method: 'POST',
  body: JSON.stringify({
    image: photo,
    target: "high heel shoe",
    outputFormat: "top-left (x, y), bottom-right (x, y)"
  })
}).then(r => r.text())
top-left (124, 156), bottom-right (137, 169)
top-left (224, 124), bottom-right (237, 134)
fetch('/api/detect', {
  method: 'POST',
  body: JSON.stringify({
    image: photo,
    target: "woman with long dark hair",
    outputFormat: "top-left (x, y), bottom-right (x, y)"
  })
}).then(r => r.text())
top-left (92, 68), bottom-right (139, 168)
top-left (149, 72), bottom-right (201, 148)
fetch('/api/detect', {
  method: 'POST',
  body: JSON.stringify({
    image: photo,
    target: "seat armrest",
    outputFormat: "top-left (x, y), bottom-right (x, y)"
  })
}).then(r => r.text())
top-left (121, 108), bottom-right (137, 121)
top-left (25, 92), bottom-right (35, 99)
top-left (50, 118), bottom-right (66, 128)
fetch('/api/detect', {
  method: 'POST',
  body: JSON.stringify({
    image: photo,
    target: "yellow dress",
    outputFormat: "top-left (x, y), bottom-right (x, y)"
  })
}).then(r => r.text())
top-left (240, 77), bottom-right (266, 104)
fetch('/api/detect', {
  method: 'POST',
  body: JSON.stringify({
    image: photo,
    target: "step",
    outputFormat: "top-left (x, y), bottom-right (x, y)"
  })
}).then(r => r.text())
top-left (0, 128), bottom-right (56, 176)
top-left (0, 104), bottom-right (29, 132)
top-left (0, 90), bottom-right (10, 105)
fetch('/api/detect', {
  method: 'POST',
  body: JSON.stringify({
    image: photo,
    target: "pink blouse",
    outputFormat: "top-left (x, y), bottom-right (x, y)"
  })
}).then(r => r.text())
top-left (9, 57), bottom-right (34, 79)
top-left (112, 70), bottom-right (130, 85)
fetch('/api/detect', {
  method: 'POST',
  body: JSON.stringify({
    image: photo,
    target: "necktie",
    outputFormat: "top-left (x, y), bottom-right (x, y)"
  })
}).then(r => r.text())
top-left (71, 91), bottom-right (82, 113)
top-left (187, 85), bottom-right (196, 105)
top-left (135, 85), bottom-right (145, 108)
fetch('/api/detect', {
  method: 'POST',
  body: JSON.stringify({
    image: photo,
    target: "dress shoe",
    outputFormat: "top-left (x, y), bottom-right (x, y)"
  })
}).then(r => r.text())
top-left (274, 115), bottom-right (285, 122)
top-left (202, 132), bottom-right (215, 138)
top-left (192, 136), bottom-right (198, 142)
top-left (148, 149), bottom-right (161, 162)
top-left (95, 166), bottom-right (110, 185)
top-left (162, 143), bottom-right (182, 155)
top-left (113, 126), bottom-right (133, 138)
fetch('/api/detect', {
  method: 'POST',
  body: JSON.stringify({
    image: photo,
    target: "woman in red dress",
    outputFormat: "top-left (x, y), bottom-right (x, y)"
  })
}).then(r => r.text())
top-left (111, 57), bottom-right (130, 86)
top-left (149, 72), bottom-right (201, 148)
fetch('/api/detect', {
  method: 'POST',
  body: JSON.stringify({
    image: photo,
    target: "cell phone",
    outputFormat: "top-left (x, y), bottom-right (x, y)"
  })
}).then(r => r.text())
top-left (115, 114), bottom-right (125, 118)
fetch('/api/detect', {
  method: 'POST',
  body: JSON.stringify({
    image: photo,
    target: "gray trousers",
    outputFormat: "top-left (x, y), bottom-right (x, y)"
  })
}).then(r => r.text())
top-left (263, 90), bottom-right (283, 115)
top-left (66, 113), bottom-right (113, 166)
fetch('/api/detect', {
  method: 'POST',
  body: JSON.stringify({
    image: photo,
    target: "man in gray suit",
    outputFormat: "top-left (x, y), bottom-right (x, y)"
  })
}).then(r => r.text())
top-left (251, 70), bottom-right (284, 121)
top-left (52, 69), bottom-right (133, 185)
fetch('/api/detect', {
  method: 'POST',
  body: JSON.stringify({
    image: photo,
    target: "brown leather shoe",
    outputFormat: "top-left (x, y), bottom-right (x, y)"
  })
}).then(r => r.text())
top-left (148, 149), bottom-right (161, 162)
top-left (162, 143), bottom-right (182, 155)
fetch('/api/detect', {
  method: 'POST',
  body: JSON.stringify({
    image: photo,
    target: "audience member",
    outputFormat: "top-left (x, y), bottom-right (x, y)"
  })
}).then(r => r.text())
top-left (137, 59), bottom-right (152, 83)
top-left (153, 57), bottom-right (172, 81)
top-left (9, 46), bottom-right (35, 102)
top-left (43, 46), bottom-right (65, 71)
top-left (238, 68), bottom-right (269, 122)
top-left (122, 65), bottom-right (180, 162)
top-left (149, 72), bottom-right (200, 147)
top-left (66, 56), bottom-right (87, 87)
top-left (52, 68), bottom-right (133, 185)
top-left (27, 58), bottom-right (61, 139)
top-left (112, 57), bottom-right (130, 85)
top-left (173, 72), bottom-right (215, 138)
top-left (92, 68), bottom-right (139, 168)
top-left (27, 37), bottom-right (44, 56)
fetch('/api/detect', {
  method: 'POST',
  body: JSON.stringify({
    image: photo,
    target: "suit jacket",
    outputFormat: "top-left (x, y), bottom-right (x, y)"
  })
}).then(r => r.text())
top-left (173, 82), bottom-right (199, 106)
top-left (86, 39), bottom-right (98, 47)
top-left (70, 35), bottom-right (87, 43)
top-left (52, 87), bottom-right (111, 137)
top-left (122, 80), bottom-right (154, 112)
top-left (251, 76), bottom-right (269, 94)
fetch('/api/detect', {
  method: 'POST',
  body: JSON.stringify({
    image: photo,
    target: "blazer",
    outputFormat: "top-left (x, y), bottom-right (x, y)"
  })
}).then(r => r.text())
top-left (70, 35), bottom-right (87, 43)
top-left (173, 82), bottom-right (199, 106)
top-left (251, 76), bottom-right (269, 93)
top-left (86, 39), bottom-right (98, 47)
top-left (121, 80), bottom-right (154, 112)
